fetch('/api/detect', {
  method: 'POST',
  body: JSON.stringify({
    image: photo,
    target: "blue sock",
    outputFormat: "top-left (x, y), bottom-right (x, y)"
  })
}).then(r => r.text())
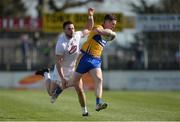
top-left (96, 98), bottom-right (102, 105)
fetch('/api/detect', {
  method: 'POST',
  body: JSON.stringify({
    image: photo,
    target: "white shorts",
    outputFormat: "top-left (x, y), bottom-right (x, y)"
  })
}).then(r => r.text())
top-left (51, 65), bottom-right (74, 86)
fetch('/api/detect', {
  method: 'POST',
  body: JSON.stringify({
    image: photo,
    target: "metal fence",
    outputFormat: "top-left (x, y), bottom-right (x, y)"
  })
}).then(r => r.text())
top-left (0, 38), bottom-right (179, 71)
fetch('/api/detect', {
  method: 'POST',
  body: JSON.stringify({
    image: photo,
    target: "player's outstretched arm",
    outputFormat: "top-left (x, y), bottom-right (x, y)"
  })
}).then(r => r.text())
top-left (95, 28), bottom-right (116, 41)
top-left (81, 8), bottom-right (95, 36)
top-left (96, 28), bottom-right (116, 37)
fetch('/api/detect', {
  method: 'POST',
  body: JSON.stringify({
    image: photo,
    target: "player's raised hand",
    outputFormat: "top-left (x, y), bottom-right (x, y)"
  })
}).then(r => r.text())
top-left (88, 8), bottom-right (95, 16)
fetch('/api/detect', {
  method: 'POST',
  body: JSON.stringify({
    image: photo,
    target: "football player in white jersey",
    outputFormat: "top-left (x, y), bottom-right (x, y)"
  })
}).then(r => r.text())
top-left (35, 8), bottom-right (94, 116)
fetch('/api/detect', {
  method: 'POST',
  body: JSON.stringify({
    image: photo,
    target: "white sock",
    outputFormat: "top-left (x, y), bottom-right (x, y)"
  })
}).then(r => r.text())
top-left (44, 72), bottom-right (51, 80)
top-left (82, 106), bottom-right (88, 114)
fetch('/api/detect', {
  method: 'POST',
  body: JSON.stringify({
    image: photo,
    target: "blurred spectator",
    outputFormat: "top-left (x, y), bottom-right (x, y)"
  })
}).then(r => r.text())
top-left (133, 41), bottom-right (144, 69)
top-left (32, 32), bottom-right (40, 48)
top-left (42, 41), bottom-right (53, 67)
top-left (20, 34), bottom-right (30, 64)
top-left (175, 50), bottom-right (180, 68)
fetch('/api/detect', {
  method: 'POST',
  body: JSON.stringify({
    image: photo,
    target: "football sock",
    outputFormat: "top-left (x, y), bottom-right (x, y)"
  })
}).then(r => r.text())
top-left (55, 86), bottom-right (63, 95)
top-left (44, 72), bottom-right (51, 80)
top-left (96, 98), bottom-right (102, 105)
top-left (82, 106), bottom-right (88, 114)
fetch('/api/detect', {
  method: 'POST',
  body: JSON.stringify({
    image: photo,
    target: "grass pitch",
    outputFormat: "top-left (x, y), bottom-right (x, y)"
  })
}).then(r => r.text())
top-left (0, 89), bottom-right (180, 121)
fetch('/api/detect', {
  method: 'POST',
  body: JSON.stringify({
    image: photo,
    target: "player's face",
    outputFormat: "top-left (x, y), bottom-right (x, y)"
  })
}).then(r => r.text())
top-left (64, 24), bottom-right (75, 38)
top-left (104, 20), bottom-right (117, 30)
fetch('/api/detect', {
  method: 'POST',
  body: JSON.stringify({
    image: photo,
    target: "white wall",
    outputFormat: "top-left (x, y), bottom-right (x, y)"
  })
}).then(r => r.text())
top-left (0, 71), bottom-right (180, 90)
top-left (103, 71), bottom-right (180, 90)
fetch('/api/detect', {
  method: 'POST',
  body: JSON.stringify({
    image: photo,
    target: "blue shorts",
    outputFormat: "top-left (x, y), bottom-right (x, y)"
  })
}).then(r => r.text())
top-left (75, 54), bottom-right (102, 74)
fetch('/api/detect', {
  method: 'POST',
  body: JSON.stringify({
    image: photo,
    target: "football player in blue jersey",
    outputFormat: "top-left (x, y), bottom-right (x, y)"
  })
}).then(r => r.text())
top-left (73, 14), bottom-right (117, 116)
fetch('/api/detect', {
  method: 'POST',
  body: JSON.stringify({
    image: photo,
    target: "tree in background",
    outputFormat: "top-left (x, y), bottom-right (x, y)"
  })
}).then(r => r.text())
top-left (130, 0), bottom-right (180, 69)
top-left (37, 0), bottom-right (103, 17)
top-left (48, 0), bottom-right (103, 12)
top-left (130, 0), bottom-right (161, 14)
top-left (160, 0), bottom-right (180, 13)
top-left (0, 0), bottom-right (26, 17)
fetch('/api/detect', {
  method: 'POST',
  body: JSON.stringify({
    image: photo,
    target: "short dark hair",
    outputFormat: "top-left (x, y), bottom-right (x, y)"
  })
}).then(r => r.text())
top-left (63, 21), bottom-right (73, 29)
top-left (104, 14), bottom-right (117, 22)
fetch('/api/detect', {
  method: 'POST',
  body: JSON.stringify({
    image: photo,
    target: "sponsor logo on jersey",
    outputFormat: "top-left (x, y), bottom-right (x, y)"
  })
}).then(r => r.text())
top-left (69, 45), bottom-right (77, 54)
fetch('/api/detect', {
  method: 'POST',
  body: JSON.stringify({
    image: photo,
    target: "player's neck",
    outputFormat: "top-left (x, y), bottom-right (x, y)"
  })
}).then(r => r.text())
top-left (102, 24), bottom-right (105, 29)
top-left (65, 34), bottom-right (73, 40)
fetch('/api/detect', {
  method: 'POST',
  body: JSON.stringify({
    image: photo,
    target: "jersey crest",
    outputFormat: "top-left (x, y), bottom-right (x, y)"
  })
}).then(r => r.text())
top-left (69, 45), bottom-right (77, 54)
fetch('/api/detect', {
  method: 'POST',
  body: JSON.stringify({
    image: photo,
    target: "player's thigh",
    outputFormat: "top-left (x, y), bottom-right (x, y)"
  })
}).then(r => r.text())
top-left (89, 68), bottom-right (103, 82)
top-left (72, 72), bottom-right (82, 86)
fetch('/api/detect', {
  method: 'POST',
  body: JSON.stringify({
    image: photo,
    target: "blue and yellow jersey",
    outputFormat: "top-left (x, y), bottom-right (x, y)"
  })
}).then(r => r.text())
top-left (81, 25), bottom-right (107, 57)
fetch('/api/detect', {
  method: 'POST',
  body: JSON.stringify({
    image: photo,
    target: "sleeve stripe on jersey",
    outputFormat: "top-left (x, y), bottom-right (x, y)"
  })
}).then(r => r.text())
top-left (93, 35), bottom-right (106, 47)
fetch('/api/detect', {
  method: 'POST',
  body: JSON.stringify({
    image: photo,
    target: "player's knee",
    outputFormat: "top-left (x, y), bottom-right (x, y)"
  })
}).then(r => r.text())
top-left (75, 87), bottom-right (84, 95)
top-left (74, 84), bottom-right (84, 93)
top-left (74, 80), bottom-right (81, 88)
top-left (75, 85), bottom-right (81, 91)
top-left (96, 77), bottom-right (103, 83)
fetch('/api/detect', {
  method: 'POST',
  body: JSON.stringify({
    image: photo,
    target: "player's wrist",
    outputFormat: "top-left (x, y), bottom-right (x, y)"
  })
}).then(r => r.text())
top-left (110, 31), bottom-right (116, 36)
top-left (88, 15), bottom-right (93, 19)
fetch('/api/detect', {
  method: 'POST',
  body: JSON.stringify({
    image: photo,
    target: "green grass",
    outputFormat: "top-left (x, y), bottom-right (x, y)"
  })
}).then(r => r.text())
top-left (0, 89), bottom-right (180, 121)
